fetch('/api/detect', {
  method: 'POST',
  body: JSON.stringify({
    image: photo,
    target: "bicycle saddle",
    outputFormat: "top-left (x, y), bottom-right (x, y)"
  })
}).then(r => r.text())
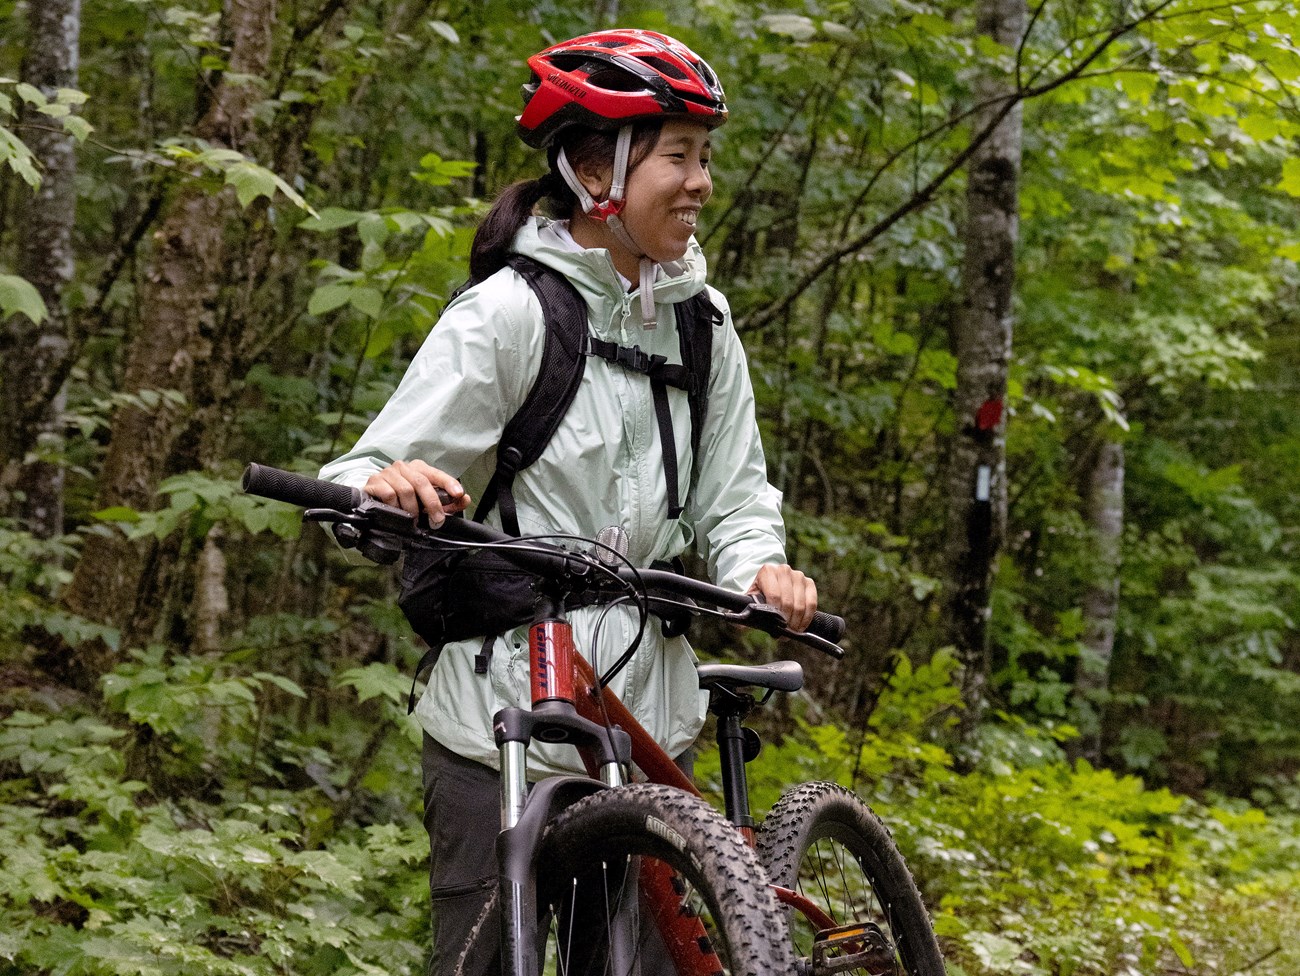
top-left (696, 661), bottom-right (804, 694)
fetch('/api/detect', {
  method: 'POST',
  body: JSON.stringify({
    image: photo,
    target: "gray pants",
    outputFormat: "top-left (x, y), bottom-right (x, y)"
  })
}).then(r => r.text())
top-left (422, 734), bottom-right (500, 976)
top-left (421, 733), bottom-right (695, 976)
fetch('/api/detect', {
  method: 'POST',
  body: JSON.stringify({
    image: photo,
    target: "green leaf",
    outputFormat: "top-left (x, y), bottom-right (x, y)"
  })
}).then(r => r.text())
top-left (429, 20), bottom-right (459, 44)
top-left (92, 506), bottom-right (142, 524)
top-left (14, 82), bottom-right (44, 105)
top-left (412, 153), bottom-right (477, 187)
top-left (0, 274), bottom-right (48, 324)
top-left (349, 286), bottom-right (384, 318)
top-left (253, 672), bottom-right (308, 698)
top-left (1278, 158), bottom-right (1300, 197)
top-left (337, 663), bottom-right (408, 706)
top-left (308, 282), bottom-right (353, 316)
top-left (1240, 112), bottom-right (1281, 142)
top-left (1168, 933), bottom-right (1195, 969)
top-left (225, 161), bottom-right (277, 208)
top-left (8, 153), bottom-right (38, 187)
top-left (267, 505), bottom-right (302, 539)
top-left (300, 207), bottom-right (364, 232)
top-left (61, 115), bottom-right (93, 142)
top-left (357, 213), bottom-right (390, 248)
top-left (759, 13), bottom-right (818, 40)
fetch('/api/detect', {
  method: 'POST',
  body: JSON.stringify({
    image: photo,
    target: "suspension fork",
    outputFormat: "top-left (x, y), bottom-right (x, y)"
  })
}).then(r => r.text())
top-left (495, 604), bottom-right (635, 976)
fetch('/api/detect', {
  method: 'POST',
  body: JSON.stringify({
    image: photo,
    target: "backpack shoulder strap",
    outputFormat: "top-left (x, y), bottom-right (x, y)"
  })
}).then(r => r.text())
top-left (472, 254), bottom-right (588, 535)
top-left (676, 289), bottom-right (720, 458)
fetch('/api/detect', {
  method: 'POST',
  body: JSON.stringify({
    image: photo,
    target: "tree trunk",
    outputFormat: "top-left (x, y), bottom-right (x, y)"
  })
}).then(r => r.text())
top-left (942, 0), bottom-right (1026, 736)
top-left (0, 0), bottom-right (80, 537)
top-left (1074, 434), bottom-right (1125, 763)
top-left (58, 0), bottom-right (274, 683)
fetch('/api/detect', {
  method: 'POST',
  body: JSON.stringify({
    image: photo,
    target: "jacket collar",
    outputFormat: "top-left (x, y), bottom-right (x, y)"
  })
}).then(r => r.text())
top-left (511, 217), bottom-right (709, 317)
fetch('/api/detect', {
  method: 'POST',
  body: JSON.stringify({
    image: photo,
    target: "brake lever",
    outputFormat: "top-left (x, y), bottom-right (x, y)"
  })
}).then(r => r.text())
top-left (723, 602), bottom-right (846, 659)
top-left (304, 502), bottom-right (415, 566)
top-left (724, 601), bottom-right (789, 634)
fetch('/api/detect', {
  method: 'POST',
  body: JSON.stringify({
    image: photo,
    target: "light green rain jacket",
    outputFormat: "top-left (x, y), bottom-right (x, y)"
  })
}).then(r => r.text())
top-left (320, 217), bottom-right (785, 777)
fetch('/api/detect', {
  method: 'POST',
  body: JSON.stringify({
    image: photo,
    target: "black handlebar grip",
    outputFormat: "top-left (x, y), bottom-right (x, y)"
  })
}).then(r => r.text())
top-left (242, 463), bottom-right (363, 512)
top-left (805, 610), bottom-right (846, 645)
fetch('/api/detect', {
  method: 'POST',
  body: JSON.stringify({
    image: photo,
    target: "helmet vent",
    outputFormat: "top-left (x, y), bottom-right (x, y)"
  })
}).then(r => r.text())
top-left (639, 55), bottom-right (689, 80)
top-left (586, 67), bottom-right (648, 92)
top-left (693, 59), bottom-right (719, 89)
top-left (549, 53), bottom-right (594, 73)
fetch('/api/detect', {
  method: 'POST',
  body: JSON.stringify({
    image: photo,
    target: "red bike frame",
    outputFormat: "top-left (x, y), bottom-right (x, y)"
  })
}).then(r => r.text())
top-left (533, 616), bottom-right (845, 949)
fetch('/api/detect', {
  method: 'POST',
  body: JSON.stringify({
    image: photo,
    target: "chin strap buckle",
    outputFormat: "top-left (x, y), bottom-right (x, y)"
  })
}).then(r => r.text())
top-left (587, 197), bottom-right (625, 222)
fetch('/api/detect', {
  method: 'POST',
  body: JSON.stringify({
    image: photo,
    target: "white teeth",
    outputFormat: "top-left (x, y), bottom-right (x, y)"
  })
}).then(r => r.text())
top-left (674, 210), bottom-right (698, 226)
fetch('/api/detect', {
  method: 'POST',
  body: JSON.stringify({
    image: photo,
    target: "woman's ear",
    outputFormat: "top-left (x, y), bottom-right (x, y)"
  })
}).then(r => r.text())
top-left (573, 158), bottom-right (612, 201)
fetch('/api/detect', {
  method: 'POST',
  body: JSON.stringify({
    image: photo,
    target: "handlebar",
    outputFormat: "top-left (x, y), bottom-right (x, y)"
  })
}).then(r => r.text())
top-left (242, 463), bottom-right (845, 657)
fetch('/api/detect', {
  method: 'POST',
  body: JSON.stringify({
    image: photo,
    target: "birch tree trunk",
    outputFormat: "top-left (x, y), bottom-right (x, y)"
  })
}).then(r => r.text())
top-left (59, 0), bottom-right (274, 681)
top-left (0, 0), bottom-right (80, 537)
top-left (942, 0), bottom-right (1026, 735)
top-left (1075, 434), bottom-right (1125, 763)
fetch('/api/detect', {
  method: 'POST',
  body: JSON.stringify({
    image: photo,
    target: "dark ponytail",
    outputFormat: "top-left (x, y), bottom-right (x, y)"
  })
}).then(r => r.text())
top-left (469, 178), bottom-right (550, 283)
top-left (468, 122), bottom-right (663, 284)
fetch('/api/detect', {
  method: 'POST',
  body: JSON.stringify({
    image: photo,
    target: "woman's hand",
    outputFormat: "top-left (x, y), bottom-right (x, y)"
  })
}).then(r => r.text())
top-left (364, 460), bottom-right (472, 526)
top-left (747, 564), bottom-right (818, 633)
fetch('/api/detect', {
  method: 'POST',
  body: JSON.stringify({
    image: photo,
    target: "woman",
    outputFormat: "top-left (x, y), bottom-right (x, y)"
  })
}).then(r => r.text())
top-left (320, 28), bottom-right (817, 974)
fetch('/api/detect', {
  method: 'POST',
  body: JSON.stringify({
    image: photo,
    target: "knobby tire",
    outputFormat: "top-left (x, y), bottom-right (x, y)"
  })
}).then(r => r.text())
top-left (755, 782), bottom-right (945, 976)
top-left (529, 783), bottom-right (793, 976)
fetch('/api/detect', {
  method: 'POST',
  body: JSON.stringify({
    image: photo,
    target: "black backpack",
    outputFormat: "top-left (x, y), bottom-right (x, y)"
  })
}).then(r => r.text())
top-left (400, 253), bottom-right (721, 693)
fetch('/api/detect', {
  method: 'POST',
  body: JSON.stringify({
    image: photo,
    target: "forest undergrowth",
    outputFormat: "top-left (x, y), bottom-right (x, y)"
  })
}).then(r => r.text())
top-left (3, 596), bottom-right (1297, 976)
top-left (6, 2), bottom-right (1300, 973)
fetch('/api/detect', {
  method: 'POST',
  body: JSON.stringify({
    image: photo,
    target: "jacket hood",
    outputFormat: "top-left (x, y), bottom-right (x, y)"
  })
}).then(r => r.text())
top-left (510, 216), bottom-right (708, 312)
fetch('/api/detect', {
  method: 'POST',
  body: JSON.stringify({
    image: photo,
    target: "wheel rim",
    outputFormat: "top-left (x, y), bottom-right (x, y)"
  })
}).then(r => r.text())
top-left (787, 831), bottom-right (905, 976)
top-left (541, 852), bottom-right (734, 976)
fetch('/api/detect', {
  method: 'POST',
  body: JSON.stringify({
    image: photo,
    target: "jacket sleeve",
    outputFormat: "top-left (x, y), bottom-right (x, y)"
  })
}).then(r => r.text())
top-left (682, 289), bottom-right (787, 593)
top-left (318, 273), bottom-right (543, 489)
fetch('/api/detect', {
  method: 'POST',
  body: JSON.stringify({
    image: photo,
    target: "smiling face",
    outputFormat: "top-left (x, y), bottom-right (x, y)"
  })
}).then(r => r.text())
top-left (618, 120), bottom-right (713, 265)
top-left (569, 120), bottom-right (714, 281)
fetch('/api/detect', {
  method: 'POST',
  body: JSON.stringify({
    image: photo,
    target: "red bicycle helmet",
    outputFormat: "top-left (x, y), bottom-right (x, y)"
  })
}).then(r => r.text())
top-left (518, 29), bottom-right (727, 148)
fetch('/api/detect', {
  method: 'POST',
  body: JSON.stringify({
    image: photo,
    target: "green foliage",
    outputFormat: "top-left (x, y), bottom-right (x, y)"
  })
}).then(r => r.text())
top-left (160, 142), bottom-right (315, 213)
top-left (0, 77), bottom-right (91, 187)
top-left (0, 272), bottom-right (48, 324)
top-left (0, 708), bottom-right (428, 976)
top-left (8, 2), bottom-right (1300, 974)
top-left (698, 659), bottom-right (1300, 976)
top-left (92, 471), bottom-right (304, 542)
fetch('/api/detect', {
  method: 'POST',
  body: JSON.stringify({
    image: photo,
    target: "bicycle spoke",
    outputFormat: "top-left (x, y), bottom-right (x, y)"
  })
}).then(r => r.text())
top-left (759, 783), bottom-right (945, 976)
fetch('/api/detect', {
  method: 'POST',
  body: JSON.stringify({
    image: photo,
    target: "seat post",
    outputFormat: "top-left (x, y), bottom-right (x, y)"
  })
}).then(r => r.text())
top-left (716, 713), bottom-right (753, 829)
top-left (699, 661), bottom-right (802, 840)
top-left (711, 692), bottom-right (755, 830)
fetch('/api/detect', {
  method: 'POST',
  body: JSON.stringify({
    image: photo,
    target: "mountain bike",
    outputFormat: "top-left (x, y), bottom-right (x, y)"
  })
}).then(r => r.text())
top-left (243, 463), bottom-right (946, 976)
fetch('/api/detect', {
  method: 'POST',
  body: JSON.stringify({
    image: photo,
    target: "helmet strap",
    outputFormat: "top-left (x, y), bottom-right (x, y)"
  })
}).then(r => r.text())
top-left (555, 147), bottom-right (597, 215)
top-left (608, 124), bottom-right (632, 204)
top-left (638, 257), bottom-right (657, 330)
top-left (555, 125), bottom-right (635, 223)
top-left (557, 125), bottom-right (660, 329)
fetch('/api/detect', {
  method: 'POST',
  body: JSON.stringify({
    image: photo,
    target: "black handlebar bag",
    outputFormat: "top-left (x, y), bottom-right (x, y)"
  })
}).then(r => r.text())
top-left (398, 544), bottom-right (541, 653)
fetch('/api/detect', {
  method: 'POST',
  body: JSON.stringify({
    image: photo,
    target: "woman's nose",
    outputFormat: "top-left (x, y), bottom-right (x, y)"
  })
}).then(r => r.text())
top-left (685, 162), bottom-right (711, 197)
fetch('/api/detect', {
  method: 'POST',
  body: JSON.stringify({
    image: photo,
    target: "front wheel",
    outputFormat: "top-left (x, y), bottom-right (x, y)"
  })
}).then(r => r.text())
top-left (756, 782), bottom-right (946, 976)
top-left (539, 783), bottom-right (794, 976)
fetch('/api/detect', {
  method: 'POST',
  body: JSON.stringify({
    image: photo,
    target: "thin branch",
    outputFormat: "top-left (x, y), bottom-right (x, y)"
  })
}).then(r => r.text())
top-left (1017, 0), bottom-right (1053, 89)
top-left (736, 0), bottom-right (1185, 334)
top-left (701, 85), bottom-right (819, 249)
top-left (293, 0), bottom-right (349, 42)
